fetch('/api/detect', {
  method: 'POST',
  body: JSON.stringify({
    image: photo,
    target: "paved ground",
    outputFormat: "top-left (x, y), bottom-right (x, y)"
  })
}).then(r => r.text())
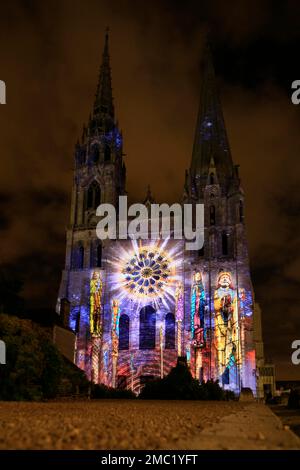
top-left (0, 400), bottom-right (299, 450)
top-left (270, 405), bottom-right (300, 438)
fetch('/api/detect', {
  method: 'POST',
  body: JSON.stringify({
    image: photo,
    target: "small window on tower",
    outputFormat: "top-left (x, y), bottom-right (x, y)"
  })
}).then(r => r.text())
top-left (222, 233), bottom-right (229, 256)
top-left (87, 185), bottom-right (94, 209)
top-left (239, 200), bottom-right (244, 223)
top-left (91, 144), bottom-right (100, 163)
top-left (210, 172), bottom-right (214, 185)
top-left (210, 205), bottom-right (216, 225)
top-left (94, 185), bottom-right (101, 208)
top-left (96, 243), bottom-right (102, 268)
top-left (198, 246), bottom-right (204, 257)
top-left (86, 182), bottom-right (101, 210)
top-left (104, 144), bottom-right (111, 162)
top-left (78, 245), bottom-right (84, 269)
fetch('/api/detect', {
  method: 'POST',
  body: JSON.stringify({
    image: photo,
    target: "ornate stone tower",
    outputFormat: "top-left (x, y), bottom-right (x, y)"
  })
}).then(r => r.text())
top-left (57, 31), bottom-right (126, 380)
top-left (184, 45), bottom-right (257, 393)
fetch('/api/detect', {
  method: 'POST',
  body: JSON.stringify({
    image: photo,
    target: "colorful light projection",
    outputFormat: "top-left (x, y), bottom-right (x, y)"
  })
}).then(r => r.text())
top-left (186, 343), bottom-right (191, 365)
top-left (106, 239), bottom-right (183, 311)
top-left (103, 348), bottom-right (109, 373)
top-left (160, 325), bottom-right (164, 378)
top-left (190, 272), bottom-right (207, 381)
top-left (214, 271), bottom-right (241, 387)
top-left (111, 298), bottom-right (120, 387)
top-left (190, 272), bottom-right (206, 343)
top-left (89, 271), bottom-right (103, 383)
top-left (130, 352), bottom-right (135, 391)
top-left (238, 287), bottom-right (253, 317)
top-left (122, 246), bottom-right (170, 299)
top-left (90, 271), bottom-right (103, 336)
top-left (175, 282), bottom-right (184, 355)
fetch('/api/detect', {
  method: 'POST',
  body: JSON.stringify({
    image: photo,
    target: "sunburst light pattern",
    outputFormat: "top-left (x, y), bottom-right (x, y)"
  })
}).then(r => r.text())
top-left (106, 239), bottom-right (184, 310)
top-left (122, 247), bottom-right (170, 298)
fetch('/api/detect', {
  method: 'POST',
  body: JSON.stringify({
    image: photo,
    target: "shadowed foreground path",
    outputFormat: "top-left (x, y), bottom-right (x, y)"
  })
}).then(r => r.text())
top-left (0, 400), bottom-right (299, 450)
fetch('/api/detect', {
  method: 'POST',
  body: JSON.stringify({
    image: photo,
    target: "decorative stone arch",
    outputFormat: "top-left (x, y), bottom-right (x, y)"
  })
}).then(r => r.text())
top-left (72, 241), bottom-right (84, 269)
top-left (86, 180), bottom-right (101, 210)
top-left (90, 142), bottom-right (100, 163)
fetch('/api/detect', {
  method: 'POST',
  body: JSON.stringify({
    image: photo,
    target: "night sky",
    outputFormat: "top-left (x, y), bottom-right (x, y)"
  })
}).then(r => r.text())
top-left (0, 0), bottom-right (299, 380)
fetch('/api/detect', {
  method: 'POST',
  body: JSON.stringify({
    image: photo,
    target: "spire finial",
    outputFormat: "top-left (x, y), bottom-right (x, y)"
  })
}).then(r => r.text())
top-left (143, 185), bottom-right (155, 205)
top-left (92, 28), bottom-right (114, 124)
top-left (190, 37), bottom-right (233, 184)
top-left (104, 27), bottom-right (109, 56)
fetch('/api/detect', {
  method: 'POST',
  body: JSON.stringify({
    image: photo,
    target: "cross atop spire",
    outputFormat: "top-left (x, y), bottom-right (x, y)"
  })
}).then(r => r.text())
top-left (93, 28), bottom-right (114, 122)
top-left (190, 42), bottom-right (234, 186)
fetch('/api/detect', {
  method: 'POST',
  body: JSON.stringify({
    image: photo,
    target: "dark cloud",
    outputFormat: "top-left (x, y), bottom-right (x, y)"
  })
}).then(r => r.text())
top-left (0, 0), bottom-right (299, 379)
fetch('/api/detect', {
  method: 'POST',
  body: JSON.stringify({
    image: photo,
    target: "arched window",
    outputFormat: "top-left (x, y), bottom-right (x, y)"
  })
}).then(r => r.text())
top-left (222, 233), bottom-right (229, 256)
top-left (165, 312), bottom-right (175, 349)
top-left (90, 242), bottom-right (102, 268)
top-left (91, 144), bottom-right (100, 163)
top-left (104, 144), bottom-right (111, 162)
top-left (239, 200), bottom-right (244, 223)
top-left (94, 185), bottom-right (101, 208)
top-left (87, 185), bottom-right (94, 209)
top-left (86, 181), bottom-right (101, 210)
top-left (78, 245), bottom-right (84, 269)
top-left (72, 244), bottom-right (84, 270)
top-left (139, 305), bottom-right (156, 350)
top-left (96, 243), bottom-right (102, 268)
top-left (210, 205), bottom-right (216, 225)
top-left (119, 314), bottom-right (130, 350)
top-left (210, 172), bottom-right (214, 185)
top-left (198, 246), bottom-right (204, 257)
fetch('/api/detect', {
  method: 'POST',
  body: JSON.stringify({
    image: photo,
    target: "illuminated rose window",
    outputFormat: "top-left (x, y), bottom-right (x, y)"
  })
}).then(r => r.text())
top-left (121, 247), bottom-right (171, 299)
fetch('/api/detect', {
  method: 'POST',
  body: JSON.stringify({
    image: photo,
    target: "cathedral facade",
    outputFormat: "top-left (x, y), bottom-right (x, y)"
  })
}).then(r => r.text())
top-left (57, 32), bottom-right (267, 396)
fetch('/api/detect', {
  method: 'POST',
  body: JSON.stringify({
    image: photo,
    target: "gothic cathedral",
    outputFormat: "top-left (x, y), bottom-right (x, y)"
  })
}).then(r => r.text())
top-left (57, 31), bottom-right (269, 397)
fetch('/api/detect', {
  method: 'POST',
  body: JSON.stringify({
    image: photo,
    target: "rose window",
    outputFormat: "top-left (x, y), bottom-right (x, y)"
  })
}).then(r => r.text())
top-left (121, 247), bottom-right (171, 299)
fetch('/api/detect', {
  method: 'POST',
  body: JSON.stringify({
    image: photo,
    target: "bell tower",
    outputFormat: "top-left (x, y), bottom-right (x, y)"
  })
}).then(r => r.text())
top-left (57, 31), bottom-right (126, 370)
top-left (71, 29), bottom-right (125, 230)
top-left (185, 44), bottom-right (258, 394)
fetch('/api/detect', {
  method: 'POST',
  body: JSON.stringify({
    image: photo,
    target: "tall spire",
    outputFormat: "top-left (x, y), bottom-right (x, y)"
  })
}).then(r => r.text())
top-left (190, 43), bottom-right (234, 184)
top-left (93, 28), bottom-right (114, 121)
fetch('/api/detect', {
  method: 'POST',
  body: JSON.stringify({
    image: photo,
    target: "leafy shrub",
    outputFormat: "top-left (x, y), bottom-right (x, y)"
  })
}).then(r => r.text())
top-left (0, 314), bottom-right (89, 400)
top-left (139, 359), bottom-right (236, 400)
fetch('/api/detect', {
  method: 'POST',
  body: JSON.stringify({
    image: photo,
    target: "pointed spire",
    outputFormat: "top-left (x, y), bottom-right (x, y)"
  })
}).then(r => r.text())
top-left (190, 42), bottom-right (234, 185)
top-left (93, 28), bottom-right (114, 121)
top-left (143, 185), bottom-right (155, 209)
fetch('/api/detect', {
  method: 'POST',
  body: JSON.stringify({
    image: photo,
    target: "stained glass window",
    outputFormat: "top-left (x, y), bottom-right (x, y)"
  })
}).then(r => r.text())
top-left (119, 314), bottom-right (130, 350)
top-left (165, 312), bottom-right (175, 349)
top-left (122, 247), bottom-right (170, 299)
top-left (139, 305), bottom-right (156, 350)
